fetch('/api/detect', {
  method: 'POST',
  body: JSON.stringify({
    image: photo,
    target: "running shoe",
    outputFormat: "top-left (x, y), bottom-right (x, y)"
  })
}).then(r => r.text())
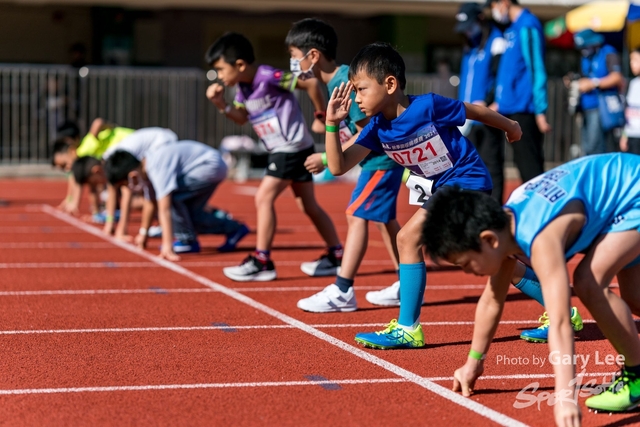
top-left (218, 224), bottom-right (250, 252)
top-left (519, 307), bottom-right (584, 343)
top-left (586, 369), bottom-right (640, 412)
top-left (300, 250), bottom-right (341, 277)
top-left (173, 240), bottom-right (201, 254)
top-left (365, 281), bottom-right (400, 306)
top-left (297, 284), bottom-right (357, 313)
top-left (354, 319), bottom-right (425, 349)
top-left (148, 225), bottom-right (162, 238)
top-left (223, 254), bottom-right (276, 282)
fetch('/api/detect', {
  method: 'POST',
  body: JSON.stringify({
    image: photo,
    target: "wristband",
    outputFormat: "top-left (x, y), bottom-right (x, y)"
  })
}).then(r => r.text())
top-left (218, 104), bottom-right (232, 115)
top-left (105, 215), bottom-right (114, 223)
top-left (591, 78), bottom-right (601, 89)
top-left (138, 228), bottom-right (148, 236)
top-left (325, 124), bottom-right (338, 133)
top-left (469, 349), bottom-right (485, 361)
top-left (314, 110), bottom-right (326, 120)
top-left (321, 152), bottom-right (328, 167)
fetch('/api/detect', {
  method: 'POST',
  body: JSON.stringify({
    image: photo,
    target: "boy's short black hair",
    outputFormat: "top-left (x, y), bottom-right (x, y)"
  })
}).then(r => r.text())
top-left (104, 150), bottom-right (141, 185)
top-left (285, 18), bottom-right (338, 61)
top-left (57, 121), bottom-right (80, 139)
top-left (71, 156), bottom-right (102, 185)
top-left (205, 32), bottom-right (255, 66)
top-left (348, 42), bottom-right (406, 90)
top-left (51, 137), bottom-right (71, 166)
top-left (422, 187), bottom-right (509, 262)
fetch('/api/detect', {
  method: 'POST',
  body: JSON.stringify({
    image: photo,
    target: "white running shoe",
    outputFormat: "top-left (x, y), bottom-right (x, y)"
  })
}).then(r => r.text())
top-left (297, 284), bottom-right (357, 313)
top-left (148, 225), bottom-right (162, 238)
top-left (223, 255), bottom-right (277, 282)
top-left (365, 281), bottom-right (400, 306)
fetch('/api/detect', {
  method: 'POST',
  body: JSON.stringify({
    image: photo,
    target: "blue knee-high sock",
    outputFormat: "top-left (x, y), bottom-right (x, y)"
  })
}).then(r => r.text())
top-left (513, 266), bottom-right (545, 307)
top-left (398, 262), bottom-right (427, 327)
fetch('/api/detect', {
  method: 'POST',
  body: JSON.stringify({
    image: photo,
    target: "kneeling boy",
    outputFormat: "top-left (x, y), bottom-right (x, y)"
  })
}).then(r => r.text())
top-left (105, 141), bottom-right (248, 260)
top-left (423, 153), bottom-right (640, 426)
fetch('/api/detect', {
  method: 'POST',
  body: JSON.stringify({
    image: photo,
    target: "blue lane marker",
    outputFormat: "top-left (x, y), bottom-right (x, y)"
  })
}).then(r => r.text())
top-left (68, 242), bottom-right (81, 248)
top-left (149, 287), bottom-right (168, 294)
top-left (212, 322), bottom-right (238, 333)
top-left (102, 262), bottom-right (117, 268)
top-left (304, 375), bottom-right (341, 391)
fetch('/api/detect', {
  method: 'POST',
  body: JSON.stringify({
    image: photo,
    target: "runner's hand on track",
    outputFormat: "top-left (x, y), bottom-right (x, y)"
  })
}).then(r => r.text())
top-left (159, 246), bottom-right (180, 262)
top-left (452, 359), bottom-right (484, 396)
top-left (326, 82), bottom-right (352, 125)
top-left (554, 398), bottom-right (581, 427)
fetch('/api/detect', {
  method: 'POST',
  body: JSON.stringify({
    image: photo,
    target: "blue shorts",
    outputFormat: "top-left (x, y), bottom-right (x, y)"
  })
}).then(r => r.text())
top-left (346, 167), bottom-right (404, 223)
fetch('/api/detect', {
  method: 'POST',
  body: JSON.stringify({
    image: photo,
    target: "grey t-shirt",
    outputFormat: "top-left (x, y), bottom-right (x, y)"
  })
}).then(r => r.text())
top-left (103, 127), bottom-right (178, 160)
top-left (145, 140), bottom-right (227, 199)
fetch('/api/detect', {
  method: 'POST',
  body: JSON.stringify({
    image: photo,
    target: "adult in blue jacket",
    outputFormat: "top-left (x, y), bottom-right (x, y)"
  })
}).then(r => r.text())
top-left (456, 2), bottom-right (507, 202)
top-left (574, 29), bottom-right (623, 155)
top-left (485, 0), bottom-right (551, 183)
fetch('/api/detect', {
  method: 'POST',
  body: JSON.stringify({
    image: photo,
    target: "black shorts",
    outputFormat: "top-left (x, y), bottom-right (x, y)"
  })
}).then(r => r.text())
top-left (265, 146), bottom-right (314, 182)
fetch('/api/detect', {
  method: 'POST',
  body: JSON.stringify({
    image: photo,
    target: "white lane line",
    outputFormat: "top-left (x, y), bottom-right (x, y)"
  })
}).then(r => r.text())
top-left (0, 285), bottom-right (485, 296)
top-left (0, 372), bottom-right (617, 396)
top-left (0, 262), bottom-right (158, 269)
top-left (0, 242), bottom-right (114, 249)
top-left (0, 320), bottom-right (560, 335)
top-left (0, 227), bottom-right (84, 233)
top-left (42, 205), bottom-right (528, 427)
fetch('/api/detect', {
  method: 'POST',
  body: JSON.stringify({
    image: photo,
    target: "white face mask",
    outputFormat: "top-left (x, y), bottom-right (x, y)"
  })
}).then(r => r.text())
top-left (492, 5), bottom-right (510, 25)
top-left (290, 51), bottom-right (315, 81)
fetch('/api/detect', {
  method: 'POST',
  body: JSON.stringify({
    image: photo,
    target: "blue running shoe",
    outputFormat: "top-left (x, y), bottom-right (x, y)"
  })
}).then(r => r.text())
top-left (173, 240), bottom-right (201, 254)
top-left (355, 319), bottom-right (425, 349)
top-left (218, 224), bottom-right (250, 252)
top-left (520, 307), bottom-right (584, 343)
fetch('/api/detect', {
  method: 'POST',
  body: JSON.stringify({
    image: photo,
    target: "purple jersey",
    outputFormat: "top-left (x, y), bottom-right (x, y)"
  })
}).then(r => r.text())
top-left (234, 65), bottom-right (314, 153)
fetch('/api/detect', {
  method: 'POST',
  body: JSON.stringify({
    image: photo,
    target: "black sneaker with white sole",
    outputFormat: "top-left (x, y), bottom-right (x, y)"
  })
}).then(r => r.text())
top-left (223, 255), bottom-right (277, 282)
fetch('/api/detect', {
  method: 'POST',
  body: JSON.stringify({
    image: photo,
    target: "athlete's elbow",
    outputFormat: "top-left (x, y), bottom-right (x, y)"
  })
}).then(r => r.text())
top-left (328, 164), bottom-right (346, 176)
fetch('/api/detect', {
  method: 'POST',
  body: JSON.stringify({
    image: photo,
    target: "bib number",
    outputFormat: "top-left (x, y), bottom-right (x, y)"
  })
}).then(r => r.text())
top-left (387, 129), bottom-right (453, 178)
top-left (406, 174), bottom-right (433, 206)
top-left (338, 121), bottom-right (354, 144)
top-left (251, 109), bottom-right (287, 150)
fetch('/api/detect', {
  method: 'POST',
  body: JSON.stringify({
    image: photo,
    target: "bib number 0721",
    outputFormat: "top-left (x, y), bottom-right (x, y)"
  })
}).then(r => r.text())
top-left (391, 143), bottom-right (437, 165)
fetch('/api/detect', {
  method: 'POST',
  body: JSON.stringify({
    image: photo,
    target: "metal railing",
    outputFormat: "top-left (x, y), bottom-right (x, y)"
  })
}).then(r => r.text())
top-left (0, 64), bottom-right (577, 165)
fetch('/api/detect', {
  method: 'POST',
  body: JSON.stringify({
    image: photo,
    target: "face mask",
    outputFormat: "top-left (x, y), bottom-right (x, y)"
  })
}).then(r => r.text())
top-left (465, 23), bottom-right (483, 47)
top-left (492, 6), bottom-right (510, 25)
top-left (581, 47), bottom-right (596, 58)
top-left (290, 52), bottom-right (315, 81)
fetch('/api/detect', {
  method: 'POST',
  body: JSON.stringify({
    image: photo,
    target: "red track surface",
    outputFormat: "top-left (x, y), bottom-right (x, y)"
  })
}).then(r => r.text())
top-left (0, 179), bottom-right (638, 426)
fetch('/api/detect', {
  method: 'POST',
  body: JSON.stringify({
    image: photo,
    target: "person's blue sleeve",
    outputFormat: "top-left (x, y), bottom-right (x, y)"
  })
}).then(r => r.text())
top-left (521, 27), bottom-right (548, 115)
top-left (354, 118), bottom-right (382, 153)
top-left (431, 93), bottom-right (466, 127)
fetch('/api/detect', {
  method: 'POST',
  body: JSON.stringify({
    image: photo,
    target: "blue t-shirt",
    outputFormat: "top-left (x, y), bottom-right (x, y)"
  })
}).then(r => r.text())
top-left (506, 153), bottom-right (640, 260)
top-left (355, 93), bottom-right (492, 191)
top-left (580, 45), bottom-right (621, 110)
top-left (327, 65), bottom-right (399, 171)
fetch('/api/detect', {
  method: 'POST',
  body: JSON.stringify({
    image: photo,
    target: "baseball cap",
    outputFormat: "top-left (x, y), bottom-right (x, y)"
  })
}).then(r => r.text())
top-left (455, 3), bottom-right (483, 34)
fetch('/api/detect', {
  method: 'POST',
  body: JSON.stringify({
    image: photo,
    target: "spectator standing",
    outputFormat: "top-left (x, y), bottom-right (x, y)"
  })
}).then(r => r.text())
top-left (621, 47), bottom-right (640, 155)
top-left (486, 0), bottom-right (550, 183)
top-left (455, 2), bottom-right (507, 202)
top-left (573, 29), bottom-right (623, 156)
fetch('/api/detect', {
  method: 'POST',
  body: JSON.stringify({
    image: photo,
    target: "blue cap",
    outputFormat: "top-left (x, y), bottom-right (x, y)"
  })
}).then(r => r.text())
top-left (573, 29), bottom-right (605, 48)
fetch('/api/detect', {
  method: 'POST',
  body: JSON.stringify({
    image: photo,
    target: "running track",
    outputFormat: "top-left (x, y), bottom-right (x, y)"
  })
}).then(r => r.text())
top-left (0, 179), bottom-right (637, 426)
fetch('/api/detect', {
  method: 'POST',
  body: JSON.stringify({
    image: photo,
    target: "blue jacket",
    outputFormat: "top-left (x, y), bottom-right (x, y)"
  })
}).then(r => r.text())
top-left (495, 9), bottom-right (548, 115)
top-left (580, 44), bottom-right (621, 110)
top-left (459, 26), bottom-right (504, 105)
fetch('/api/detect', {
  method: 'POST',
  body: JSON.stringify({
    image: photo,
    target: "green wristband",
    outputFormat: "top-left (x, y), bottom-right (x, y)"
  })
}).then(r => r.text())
top-left (321, 152), bottom-right (328, 167)
top-left (325, 124), bottom-right (338, 133)
top-left (469, 349), bottom-right (485, 360)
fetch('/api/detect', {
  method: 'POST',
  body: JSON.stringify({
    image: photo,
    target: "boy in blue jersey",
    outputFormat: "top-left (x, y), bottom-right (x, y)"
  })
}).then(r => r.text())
top-left (286, 18), bottom-right (404, 312)
top-left (324, 42), bottom-right (582, 349)
top-left (422, 153), bottom-right (640, 426)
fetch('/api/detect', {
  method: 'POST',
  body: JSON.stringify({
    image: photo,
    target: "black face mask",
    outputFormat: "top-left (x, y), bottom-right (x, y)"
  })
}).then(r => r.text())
top-left (465, 23), bottom-right (483, 48)
top-left (581, 47), bottom-right (597, 58)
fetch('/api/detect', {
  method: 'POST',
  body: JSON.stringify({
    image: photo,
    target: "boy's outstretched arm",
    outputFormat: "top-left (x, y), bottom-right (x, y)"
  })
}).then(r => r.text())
top-left (325, 82), bottom-right (370, 176)
top-left (103, 183), bottom-right (118, 235)
top-left (135, 198), bottom-right (156, 250)
top-left (206, 83), bottom-right (249, 125)
top-left (295, 78), bottom-right (327, 133)
top-left (157, 195), bottom-right (180, 261)
top-left (464, 103), bottom-right (522, 143)
top-left (114, 185), bottom-right (133, 241)
top-left (531, 219), bottom-right (581, 427)
top-left (453, 257), bottom-right (514, 396)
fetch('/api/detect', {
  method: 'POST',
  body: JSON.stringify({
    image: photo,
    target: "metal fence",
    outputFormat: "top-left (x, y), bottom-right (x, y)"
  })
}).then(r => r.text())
top-left (0, 64), bottom-right (577, 165)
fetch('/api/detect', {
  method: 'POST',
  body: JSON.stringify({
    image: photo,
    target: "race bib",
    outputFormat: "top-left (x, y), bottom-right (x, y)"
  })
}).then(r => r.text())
top-left (406, 174), bottom-right (434, 206)
top-left (338, 121), bottom-right (354, 144)
top-left (385, 126), bottom-right (454, 178)
top-left (251, 109), bottom-right (287, 150)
